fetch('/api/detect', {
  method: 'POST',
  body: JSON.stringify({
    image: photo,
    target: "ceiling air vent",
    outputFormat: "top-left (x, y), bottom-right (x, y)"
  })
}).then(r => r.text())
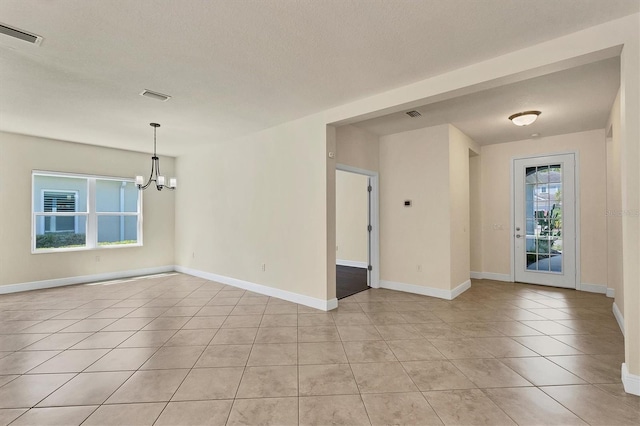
top-left (0, 23), bottom-right (43, 45)
top-left (140, 90), bottom-right (171, 102)
top-left (405, 110), bottom-right (422, 118)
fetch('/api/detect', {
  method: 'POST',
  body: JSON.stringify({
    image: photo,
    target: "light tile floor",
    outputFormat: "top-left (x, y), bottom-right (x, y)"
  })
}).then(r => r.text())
top-left (0, 273), bottom-right (639, 425)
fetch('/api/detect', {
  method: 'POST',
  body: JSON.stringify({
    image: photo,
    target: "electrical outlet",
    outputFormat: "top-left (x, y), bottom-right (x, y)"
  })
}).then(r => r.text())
top-left (417, 264), bottom-right (422, 272)
top-left (192, 252), bottom-right (195, 259)
top-left (261, 263), bottom-right (266, 272)
top-left (336, 245), bottom-right (339, 251)
top-left (95, 255), bottom-right (100, 262)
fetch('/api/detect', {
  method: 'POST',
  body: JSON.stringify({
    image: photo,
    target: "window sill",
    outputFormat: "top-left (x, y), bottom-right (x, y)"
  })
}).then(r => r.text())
top-left (31, 243), bottom-right (143, 254)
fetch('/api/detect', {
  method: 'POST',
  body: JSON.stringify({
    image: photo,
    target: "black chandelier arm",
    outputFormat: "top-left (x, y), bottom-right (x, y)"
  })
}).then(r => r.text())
top-left (137, 156), bottom-right (158, 190)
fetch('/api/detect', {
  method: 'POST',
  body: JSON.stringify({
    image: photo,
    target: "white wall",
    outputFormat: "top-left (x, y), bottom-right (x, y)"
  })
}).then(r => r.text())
top-left (477, 130), bottom-right (608, 288)
top-left (336, 171), bottom-right (368, 265)
top-left (0, 131), bottom-right (175, 288)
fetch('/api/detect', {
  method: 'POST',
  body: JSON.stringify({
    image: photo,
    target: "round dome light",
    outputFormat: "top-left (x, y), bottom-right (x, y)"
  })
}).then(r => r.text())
top-left (509, 111), bottom-right (541, 126)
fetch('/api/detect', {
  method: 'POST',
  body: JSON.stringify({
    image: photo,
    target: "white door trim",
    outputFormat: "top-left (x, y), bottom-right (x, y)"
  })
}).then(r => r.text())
top-left (510, 151), bottom-right (580, 288)
top-left (336, 163), bottom-right (380, 289)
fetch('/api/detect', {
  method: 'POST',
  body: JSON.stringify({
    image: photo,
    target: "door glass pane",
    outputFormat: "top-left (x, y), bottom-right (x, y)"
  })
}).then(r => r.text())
top-left (525, 164), bottom-right (563, 273)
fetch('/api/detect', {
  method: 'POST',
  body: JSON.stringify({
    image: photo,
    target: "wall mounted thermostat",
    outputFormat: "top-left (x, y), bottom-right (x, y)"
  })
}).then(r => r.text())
top-left (404, 200), bottom-right (412, 207)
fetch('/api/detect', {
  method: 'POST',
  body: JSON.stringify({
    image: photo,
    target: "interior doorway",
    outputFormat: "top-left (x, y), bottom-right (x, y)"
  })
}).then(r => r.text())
top-left (513, 153), bottom-right (577, 288)
top-left (335, 165), bottom-right (379, 299)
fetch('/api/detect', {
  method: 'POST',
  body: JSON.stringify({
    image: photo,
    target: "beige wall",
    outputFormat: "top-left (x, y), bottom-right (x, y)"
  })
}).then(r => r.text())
top-left (606, 89), bottom-right (624, 315)
top-left (0, 132), bottom-right (175, 287)
top-left (379, 124), bottom-right (477, 290)
top-left (620, 23), bottom-right (639, 375)
top-left (335, 124), bottom-right (379, 172)
top-left (449, 125), bottom-right (479, 287)
top-left (478, 130), bottom-right (608, 288)
top-left (470, 155), bottom-right (483, 272)
top-left (174, 113), bottom-right (332, 301)
top-left (336, 171), bottom-right (369, 264)
top-left (379, 125), bottom-right (451, 288)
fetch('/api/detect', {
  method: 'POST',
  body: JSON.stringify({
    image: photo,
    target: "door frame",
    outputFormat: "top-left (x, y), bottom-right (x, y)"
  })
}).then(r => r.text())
top-left (509, 151), bottom-right (581, 289)
top-left (336, 163), bottom-right (380, 289)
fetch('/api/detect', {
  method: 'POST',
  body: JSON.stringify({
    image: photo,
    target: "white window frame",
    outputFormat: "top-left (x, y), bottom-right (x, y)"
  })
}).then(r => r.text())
top-left (32, 171), bottom-right (143, 253)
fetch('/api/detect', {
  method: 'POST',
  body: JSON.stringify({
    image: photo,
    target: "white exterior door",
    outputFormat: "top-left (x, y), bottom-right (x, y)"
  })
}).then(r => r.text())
top-left (514, 154), bottom-right (576, 288)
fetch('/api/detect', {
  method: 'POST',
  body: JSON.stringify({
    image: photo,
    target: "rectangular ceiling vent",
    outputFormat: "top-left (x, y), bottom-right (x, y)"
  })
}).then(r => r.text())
top-left (405, 110), bottom-right (422, 118)
top-left (140, 90), bottom-right (171, 102)
top-left (0, 23), bottom-right (43, 45)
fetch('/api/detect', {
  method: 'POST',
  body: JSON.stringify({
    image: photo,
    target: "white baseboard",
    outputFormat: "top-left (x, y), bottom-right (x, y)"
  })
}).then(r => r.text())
top-left (336, 259), bottom-right (368, 269)
top-left (451, 279), bottom-right (472, 299)
top-left (469, 272), bottom-right (512, 282)
top-left (612, 302), bottom-right (625, 336)
top-left (175, 265), bottom-right (337, 311)
top-left (483, 272), bottom-right (512, 282)
top-left (622, 363), bottom-right (640, 396)
top-left (379, 279), bottom-right (470, 301)
top-left (470, 273), bottom-right (615, 299)
top-left (0, 265), bottom-right (175, 295)
top-left (579, 282), bottom-right (607, 294)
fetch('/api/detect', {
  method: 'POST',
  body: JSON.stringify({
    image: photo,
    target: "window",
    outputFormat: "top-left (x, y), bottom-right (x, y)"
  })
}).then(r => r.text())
top-left (43, 190), bottom-right (78, 233)
top-left (32, 172), bottom-right (142, 252)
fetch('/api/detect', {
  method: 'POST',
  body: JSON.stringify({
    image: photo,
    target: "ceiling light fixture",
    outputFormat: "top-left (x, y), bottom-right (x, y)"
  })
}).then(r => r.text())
top-left (135, 123), bottom-right (176, 191)
top-left (509, 110), bottom-right (541, 126)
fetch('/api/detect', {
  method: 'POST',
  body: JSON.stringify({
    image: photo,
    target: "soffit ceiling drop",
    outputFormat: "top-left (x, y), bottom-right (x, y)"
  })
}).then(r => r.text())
top-left (0, 0), bottom-right (637, 155)
top-left (352, 57), bottom-right (621, 145)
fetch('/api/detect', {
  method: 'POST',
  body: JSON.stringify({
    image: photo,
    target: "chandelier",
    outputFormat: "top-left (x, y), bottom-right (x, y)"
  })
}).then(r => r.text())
top-left (136, 123), bottom-right (177, 191)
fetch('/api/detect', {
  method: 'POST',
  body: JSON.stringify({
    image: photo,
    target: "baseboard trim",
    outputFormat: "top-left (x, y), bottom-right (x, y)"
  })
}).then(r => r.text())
top-left (451, 279), bottom-right (472, 299)
top-left (622, 363), bottom-right (640, 396)
top-left (579, 282), bottom-right (607, 294)
top-left (0, 265), bottom-right (175, 295)
top-left (482, 272), bottom-right (512, 282)
top-left (336, 259), bottom-right (368, 269)
top-left (470, 271), bottom-right (483, 280)
top-left (606, 287), bottom-right (615, 298)
top-left (175, 265), bottom-right (337, 311)
top-left (469, 272), bottom-right (512, 282)
top-left (612, 302), bottom-right (625, 336)
top-left (379, 279), bottom-right (470, 301)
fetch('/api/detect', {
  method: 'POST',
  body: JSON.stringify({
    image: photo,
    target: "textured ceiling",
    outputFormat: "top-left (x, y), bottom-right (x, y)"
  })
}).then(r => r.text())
top-left (352, 57), bottom-right (621, 144)
top-left (0, 0), bottom-right (637, 155)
